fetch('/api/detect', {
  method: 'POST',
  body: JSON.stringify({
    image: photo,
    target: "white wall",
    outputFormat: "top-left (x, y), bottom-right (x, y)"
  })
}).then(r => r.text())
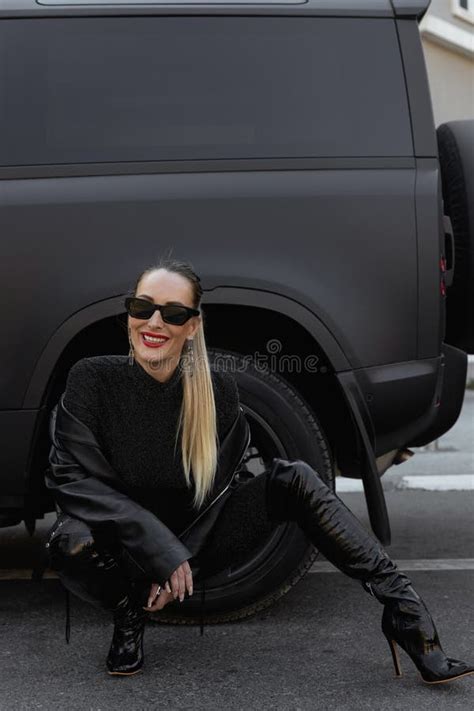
top-left (419, 0), bottom-right (474, 125)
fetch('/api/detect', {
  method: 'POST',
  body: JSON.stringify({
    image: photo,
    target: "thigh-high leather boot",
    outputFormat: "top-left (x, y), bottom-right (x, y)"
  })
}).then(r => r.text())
top-left (52, 536), bottom-right (148, 676)
top-left (264, 458), bottom-right (474, 685)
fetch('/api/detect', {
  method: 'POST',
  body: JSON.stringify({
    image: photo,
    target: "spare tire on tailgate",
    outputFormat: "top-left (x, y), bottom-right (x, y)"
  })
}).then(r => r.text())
top-left (437, 119), bottom-right (474, 354)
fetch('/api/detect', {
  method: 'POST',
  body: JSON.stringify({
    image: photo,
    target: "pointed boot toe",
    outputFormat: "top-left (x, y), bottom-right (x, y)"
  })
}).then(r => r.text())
top-left (380, 590), bottom-right (474, 685)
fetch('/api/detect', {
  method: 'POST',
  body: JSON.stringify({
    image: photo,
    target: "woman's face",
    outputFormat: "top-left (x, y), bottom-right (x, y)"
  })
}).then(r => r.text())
top-left (128, 269), bottom-right (201, 377)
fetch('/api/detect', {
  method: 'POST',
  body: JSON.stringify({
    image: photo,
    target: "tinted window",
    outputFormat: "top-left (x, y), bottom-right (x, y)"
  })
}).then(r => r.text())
top-left (0, 17), bottom-right (412, 165)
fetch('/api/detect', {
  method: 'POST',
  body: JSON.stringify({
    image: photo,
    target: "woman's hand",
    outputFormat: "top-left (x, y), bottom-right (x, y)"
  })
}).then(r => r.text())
top-left (168, 560), bottom-right (193, 601)
top-left (144, 581), bottom-right (174, 612)
top-left (143, 560), bottom-right (194, 612)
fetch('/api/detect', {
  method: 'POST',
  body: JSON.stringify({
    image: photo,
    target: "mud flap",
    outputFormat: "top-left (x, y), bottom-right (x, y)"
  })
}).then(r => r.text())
top-left (336, 371), bottom-right (391, 546)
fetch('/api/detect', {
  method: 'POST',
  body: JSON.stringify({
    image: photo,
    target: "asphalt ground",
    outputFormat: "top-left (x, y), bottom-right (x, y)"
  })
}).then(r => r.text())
top-left (0, 390), bottom-right (472, 709)
top-left (0, 489), bottom-right (473, 711)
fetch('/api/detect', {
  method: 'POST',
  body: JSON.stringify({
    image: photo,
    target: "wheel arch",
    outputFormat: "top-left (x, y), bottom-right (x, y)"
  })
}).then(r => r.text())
top-left (25, 287), bottom-right (364, 520)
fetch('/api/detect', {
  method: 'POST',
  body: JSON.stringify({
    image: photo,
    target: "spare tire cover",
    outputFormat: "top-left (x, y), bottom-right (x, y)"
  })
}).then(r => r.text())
top-left (437, 120), bottom-right (474, 354)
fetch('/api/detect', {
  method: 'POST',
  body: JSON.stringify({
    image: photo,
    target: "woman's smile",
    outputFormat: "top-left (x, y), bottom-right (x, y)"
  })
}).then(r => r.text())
top-left (141, 332), bottom-right (170, 348)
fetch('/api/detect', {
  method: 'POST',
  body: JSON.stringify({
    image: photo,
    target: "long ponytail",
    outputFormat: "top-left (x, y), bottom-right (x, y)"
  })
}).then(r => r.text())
top-left (130, 256), bottom-right (218, 510)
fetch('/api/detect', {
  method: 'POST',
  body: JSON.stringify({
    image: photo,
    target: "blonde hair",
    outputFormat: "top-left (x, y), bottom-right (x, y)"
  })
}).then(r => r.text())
top-left (130, 256), bottom-right (218, 510)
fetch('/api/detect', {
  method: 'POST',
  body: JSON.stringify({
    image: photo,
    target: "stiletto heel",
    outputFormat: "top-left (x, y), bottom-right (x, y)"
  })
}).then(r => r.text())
top-left (385, 636), bottom-right (403, 677)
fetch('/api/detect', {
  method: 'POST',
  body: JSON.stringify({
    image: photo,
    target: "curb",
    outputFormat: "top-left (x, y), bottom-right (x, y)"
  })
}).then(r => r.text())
top-left (336, 474), bottom-right (474, 492)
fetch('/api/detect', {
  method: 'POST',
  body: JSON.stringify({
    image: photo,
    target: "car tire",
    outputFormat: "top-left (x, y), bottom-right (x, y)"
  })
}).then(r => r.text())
top-left (150, 348), bottom-right (334, 625)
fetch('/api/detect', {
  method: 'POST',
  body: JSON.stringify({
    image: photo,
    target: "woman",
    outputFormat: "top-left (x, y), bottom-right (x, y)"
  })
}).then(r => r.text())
top-left (45, 257), bottom-right (474, 684)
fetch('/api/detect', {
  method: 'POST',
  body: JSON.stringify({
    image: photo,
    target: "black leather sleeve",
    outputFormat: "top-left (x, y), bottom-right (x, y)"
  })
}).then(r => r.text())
top-left (45, 396), bottom-right (193, 586)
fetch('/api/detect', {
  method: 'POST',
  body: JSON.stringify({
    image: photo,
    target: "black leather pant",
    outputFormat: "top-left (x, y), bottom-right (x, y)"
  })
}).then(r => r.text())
top-left (46, 468), bottom-right (276, 609)
top-left (48, 458), bottom-right (393, 609)
top-left (46, 458), bottom-right (409, 642)
top-left (47, 512), bottom-right (138, 610)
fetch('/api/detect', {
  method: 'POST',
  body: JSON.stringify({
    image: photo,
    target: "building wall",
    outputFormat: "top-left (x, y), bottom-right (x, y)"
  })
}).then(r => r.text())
top-left (428, 0), bottom-right (474, 28)
top-left (422, 39), bottom-right (474, 123)
top-left (419, 0), bottom-right (474, 125)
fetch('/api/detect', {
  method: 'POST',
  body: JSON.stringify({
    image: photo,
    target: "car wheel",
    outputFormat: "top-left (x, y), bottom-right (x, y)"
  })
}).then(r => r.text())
top-left (151, 348), bottom-right (334, 625)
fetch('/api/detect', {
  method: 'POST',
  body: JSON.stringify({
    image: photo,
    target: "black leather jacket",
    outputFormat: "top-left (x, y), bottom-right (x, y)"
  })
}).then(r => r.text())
top-left (45, 392), bottom-right (251, 637)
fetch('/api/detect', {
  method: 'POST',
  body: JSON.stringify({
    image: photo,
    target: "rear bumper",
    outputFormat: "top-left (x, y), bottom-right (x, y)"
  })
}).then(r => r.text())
top-left (406, 342), bottom-right (467, 447)
top-left (348, 342), bottom-right (467, 455)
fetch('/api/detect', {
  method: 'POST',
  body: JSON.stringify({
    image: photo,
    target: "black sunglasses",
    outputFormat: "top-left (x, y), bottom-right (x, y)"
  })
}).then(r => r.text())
top-left (124, 297), bottom-right (200, 325)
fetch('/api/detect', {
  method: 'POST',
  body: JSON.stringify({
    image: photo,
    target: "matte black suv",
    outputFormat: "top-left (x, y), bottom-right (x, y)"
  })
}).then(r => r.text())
top-left (1, 0), bottom-right (473, 620)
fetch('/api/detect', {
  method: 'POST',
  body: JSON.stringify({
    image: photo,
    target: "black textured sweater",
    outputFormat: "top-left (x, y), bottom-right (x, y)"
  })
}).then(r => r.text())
top-left (61, 355), bottom-right (240, 536)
